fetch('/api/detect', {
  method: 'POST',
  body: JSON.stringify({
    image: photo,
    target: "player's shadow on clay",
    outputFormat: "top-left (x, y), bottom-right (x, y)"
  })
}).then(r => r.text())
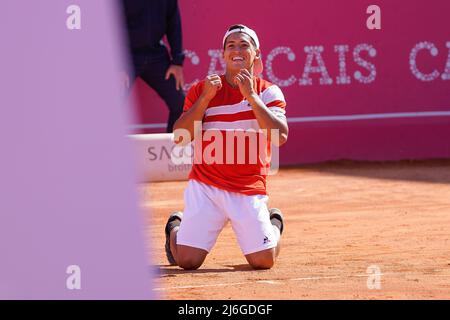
top-left (155, 264), bottom-right (254, 276)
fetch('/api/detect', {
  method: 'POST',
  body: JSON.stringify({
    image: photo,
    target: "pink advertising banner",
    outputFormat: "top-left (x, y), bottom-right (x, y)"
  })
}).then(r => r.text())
top-left (130, 0), bottom-right (450, 164)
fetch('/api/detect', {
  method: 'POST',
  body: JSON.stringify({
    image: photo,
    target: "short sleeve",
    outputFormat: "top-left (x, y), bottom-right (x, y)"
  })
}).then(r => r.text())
top-left (183, 82), bottom-right (204, 112)
top-left (261, 85), bottom-right (287, 121)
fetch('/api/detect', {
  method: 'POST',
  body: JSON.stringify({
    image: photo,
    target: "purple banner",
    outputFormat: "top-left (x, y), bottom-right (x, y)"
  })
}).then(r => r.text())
top-left (0, 1), bottom-right (152, 299)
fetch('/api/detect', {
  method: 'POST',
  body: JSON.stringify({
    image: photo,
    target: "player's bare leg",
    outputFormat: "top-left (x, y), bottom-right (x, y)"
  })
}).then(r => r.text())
top-left (171, 228), bottom-right (208, 270)
top-left (165, 212), bottom-right (208, 270)
top-left (245, 208), bottom-right (284, 270)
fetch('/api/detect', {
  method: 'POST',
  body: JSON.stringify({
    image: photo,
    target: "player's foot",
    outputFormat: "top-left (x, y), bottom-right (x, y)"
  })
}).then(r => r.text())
top-left (269, 208), bottom-right (284, 235)
top-left (164, 211), bottom-right (183, 265)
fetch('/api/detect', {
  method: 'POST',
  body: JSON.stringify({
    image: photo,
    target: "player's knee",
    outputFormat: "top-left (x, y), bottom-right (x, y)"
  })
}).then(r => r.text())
top-left (177, 257), bottom-right (203, 270)
top-left (247, 251), bottom-right (276, 270)
top-left (249, 257), bottom-right (275, 270)
top-left (176, 249), bottom-right (205, 270)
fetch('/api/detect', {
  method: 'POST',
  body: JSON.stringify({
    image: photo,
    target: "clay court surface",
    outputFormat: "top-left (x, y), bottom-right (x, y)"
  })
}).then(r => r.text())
top-left (140, 160), bottom-right (450, 299)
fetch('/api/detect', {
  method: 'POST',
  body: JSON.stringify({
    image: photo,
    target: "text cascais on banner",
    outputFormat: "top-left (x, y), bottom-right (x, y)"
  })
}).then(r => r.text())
top-left (182, 41), bottom-right (450, 90)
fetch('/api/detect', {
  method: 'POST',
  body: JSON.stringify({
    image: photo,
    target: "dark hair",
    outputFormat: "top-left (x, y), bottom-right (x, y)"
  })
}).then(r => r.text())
top-left (228, 24), bottom-right (246, 31)
top-left (223, 24), bottom-right (257, 49)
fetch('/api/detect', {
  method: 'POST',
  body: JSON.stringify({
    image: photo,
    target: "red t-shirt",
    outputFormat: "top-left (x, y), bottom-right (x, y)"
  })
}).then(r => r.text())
top-left (183, 75), bottom-right (287, 195)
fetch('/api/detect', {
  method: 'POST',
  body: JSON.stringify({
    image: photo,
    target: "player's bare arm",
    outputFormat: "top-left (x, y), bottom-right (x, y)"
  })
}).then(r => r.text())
top-left (173, 74), bottom-right (222, 143)
top-left (234, 68), bottom-right (289, 146)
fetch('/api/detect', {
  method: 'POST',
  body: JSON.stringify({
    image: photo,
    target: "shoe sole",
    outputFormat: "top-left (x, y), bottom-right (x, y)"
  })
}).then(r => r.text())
top-left (165, 212), bottom-right (183, 265)
top-left (269, 208), bottom-right (284, 235)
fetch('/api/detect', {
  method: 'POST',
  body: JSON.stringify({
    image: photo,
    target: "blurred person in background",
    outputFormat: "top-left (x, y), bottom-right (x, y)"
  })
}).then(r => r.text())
top-left (120, 0), bottom-right (185, 133)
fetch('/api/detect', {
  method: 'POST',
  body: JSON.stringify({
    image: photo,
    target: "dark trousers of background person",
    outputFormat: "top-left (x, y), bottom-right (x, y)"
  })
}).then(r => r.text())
top-left (132, 52), bottom-right (184, 133)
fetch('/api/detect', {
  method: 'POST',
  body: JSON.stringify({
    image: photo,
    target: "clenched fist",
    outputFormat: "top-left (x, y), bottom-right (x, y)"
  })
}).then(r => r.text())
top-left (200, 74), bottom-right (222, 101)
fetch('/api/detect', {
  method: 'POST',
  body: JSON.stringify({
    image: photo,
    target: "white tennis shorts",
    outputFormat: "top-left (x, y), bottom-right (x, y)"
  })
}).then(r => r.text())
top-left (176, 179), bottom-right (278, 255)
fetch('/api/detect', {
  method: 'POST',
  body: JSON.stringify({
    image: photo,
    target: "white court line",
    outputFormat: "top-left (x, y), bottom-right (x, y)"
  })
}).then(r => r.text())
top-left (154, 270), bottom-right (450, 291)
top-left (289, 273), bottom-right (387, 282)
top-left (256, 280), bottom-right (280, 285)
top-left (153, 273), bottom-right (386, 291)
top-left (130, 111), bottom-right (450, 130)
top-left (153, 281), bottom-right (248, 291)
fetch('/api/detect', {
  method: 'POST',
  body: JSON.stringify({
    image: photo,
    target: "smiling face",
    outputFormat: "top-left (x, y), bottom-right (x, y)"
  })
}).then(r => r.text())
top-left (223, 32), bottom-right (260, 74)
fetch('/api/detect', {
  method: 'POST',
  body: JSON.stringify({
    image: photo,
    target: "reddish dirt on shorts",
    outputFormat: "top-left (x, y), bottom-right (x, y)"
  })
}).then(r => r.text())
top-left (140, 160), bottom-right (450, 299)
